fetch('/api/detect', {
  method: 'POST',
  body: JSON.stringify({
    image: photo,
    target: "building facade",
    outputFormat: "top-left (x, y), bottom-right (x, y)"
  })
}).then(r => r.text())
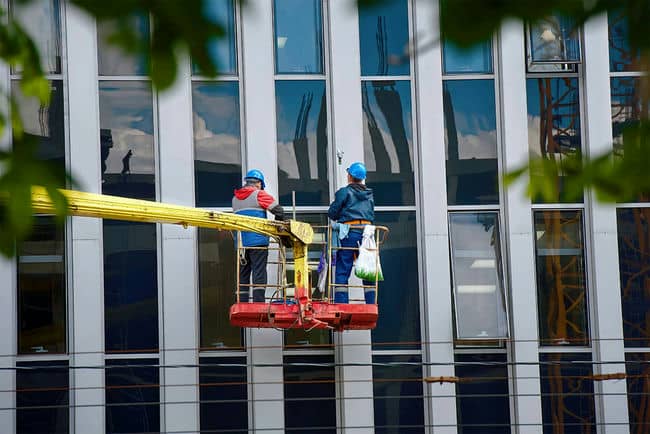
top-left (0, 0), bottom-right (648, 433)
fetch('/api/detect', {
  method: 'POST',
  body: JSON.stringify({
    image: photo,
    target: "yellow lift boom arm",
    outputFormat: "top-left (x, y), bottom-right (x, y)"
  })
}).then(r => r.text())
top-left (25, 187), bottom-right (315, 317)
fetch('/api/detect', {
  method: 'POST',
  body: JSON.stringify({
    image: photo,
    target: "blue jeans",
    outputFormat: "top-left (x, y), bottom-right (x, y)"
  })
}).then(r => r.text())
top-left (334, 230), bottom-right (375, 304)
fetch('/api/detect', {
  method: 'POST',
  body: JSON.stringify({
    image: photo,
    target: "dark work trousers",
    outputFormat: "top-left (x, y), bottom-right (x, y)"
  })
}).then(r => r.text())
top-left (334, 230), bottom-right (375, 304)
top-left (239, 248), bottom-right (268, 302)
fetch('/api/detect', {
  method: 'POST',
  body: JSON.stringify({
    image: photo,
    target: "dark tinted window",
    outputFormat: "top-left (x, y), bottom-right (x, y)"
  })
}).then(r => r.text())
top-left (11, 80), bottom-right (66, 183)
top-left (372, 211), bottom-right (420, 349)
top-left (373, 354), bottom-right (424, 434)
top-left (104, 220), bottom-right (159, 352)
top-left (444, 80), bottom-right (498, 205)
top-left (99, 81), bottom-right (156, 201)
top-left (358, 0), bottom-right (410, 76)
top-left (200, 357), bottom-right (248, 434)
top-left (106, 359), bottom-right (159, 434)
top-left (17, 216), bottom-right (66, 354)
top-left (198, 228), bottom-right (243, 349)
top-left (534, 211), bottom-right (588, 346)
top-left (455, 354), bottom-right (510, 434)
top-left (284, 355), bottom-right (336, 433)
top-left (276, 80), bottom-right (329, 206)
top-left (617, 208), bottom-right (650, 347)
top-left (273, 0), bottom-right (323, 74)
top-left (193, 81), bottom-right (242, 207)
top-left (362, 80), bottom-right (414, 206)
top-left (608, 10), bottom-right (640, 72)
top-left (442, 39), bottom-right (492, 74)
top-left (16, 361), bottom-right (68, 434)
top-left (193, 0), bottom-right (237, 75)
top-left (625, 353), bottom-right (650, 433)
top-left (9, 0), bottom-right (62, 74)
top-left (526, 78), bottom-right (582, 203)
top-left (97, 14), bottom-right (150, 76)
top-left (540, 353), bottom-right (595, 434)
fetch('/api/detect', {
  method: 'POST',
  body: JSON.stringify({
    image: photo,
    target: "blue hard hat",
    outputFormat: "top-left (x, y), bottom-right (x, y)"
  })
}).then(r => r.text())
top-left (245, 169), bottom-right (266, 189)
top-left (347, 162), bottom-right (367, 180)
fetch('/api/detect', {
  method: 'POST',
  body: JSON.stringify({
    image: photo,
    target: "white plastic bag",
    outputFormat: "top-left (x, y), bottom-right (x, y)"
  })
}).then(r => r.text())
top-left (354, 225), bottom-right (384, 282)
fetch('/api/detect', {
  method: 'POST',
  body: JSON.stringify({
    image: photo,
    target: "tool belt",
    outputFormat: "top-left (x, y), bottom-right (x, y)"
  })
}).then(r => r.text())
top-left (342, 219), bottom-right (371, 225)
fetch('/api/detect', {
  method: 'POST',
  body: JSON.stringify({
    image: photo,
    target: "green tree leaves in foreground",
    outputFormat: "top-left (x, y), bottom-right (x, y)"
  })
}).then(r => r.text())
top-left (2, 0), bottom-right (650, 257)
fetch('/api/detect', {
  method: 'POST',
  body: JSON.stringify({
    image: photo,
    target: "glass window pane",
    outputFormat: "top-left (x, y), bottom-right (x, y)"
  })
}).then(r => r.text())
top-left (534, 210), bottom-right (588, 346)
top-left (200, 357), bottom-right (248, 434)
top-left (97, 14), bottom-right (150, 76)
top-left (362, 80), bottom-right (414, 206)
top-left (449, 212), bottom-right (508, 340)
top-left (528, 15), bottom-right (581, 63)
top-left (540, 353), bottom-right (596, 434)
top-left (611, 77), bottom-right (649, 148)
top-left (616, 208), bottom-right (650, 347)
top-left (99, 81), bottom-right (156, 201)
top-left (198, 228), bottom-right (243, 350)
top-left (625, 353), bottom-right (650, 433)
top-left (455, 354), bottom-right (510, 434)
top-left (284, 213), bottom-right (332, 347)
top-left (373, 354), bottom-right (424, 434)
top-left (359, 0), bottom-right (410, 76)
top-left (372, 211), bottom-right (420, 349)
top-left (442, 39), bottom-right (493, 74)
top-left (526, 78), bottom-right (582, 203)
top-left (608, 10), bottom-right (641, 72)
top-left (9, 0), bottom-right (62, 74)
top-left (284, 355), bottom-right (336, 433)
top-left (16, 361), bottom-right (68, 434)
top-left (104, 220), bottom-right (159, 352)
top-left (17, 216), bottom-right (66, 354)
top-left (273, 0), bottom-right (323, 74)
top-left (444, 80), bottom-right (498, 205)
top-left (193, 81), bottom-right (242, 207)
top-left (193, 0), bottom-right (237, 76)
top-left (276, 80), bottom-right (329, 206)
top-left (106, 359), bottom-right (159, 434)
top-left (11, 80), bottom-right (66, 183)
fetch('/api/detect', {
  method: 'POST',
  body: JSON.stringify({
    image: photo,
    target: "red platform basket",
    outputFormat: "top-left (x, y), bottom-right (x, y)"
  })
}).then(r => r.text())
top-left (230, 301), bottom-right (378, 332)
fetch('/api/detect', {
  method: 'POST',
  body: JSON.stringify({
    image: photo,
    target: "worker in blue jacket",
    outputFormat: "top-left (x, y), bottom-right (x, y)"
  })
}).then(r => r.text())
top-left (327, 162), bottom-right (375, 304)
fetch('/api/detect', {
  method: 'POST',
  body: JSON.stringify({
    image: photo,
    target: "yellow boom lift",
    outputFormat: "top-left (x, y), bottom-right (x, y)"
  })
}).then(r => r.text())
top-left (15, 186), bottom-right (380, 331)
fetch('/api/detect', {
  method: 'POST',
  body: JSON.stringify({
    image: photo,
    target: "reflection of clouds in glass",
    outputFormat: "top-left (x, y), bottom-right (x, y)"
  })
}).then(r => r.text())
top-left (193, 114), bottom-right (241, 164)
top-left (192, 82), bottom-right (241, 165)
top-left (99, 82), bottom-right (155, 175)
top-left (12, 0), bottom-right (60, 74)
top-left (361, 81), bottom-right (413, 173)
top-left (362, 120), bottom-right (402, 173)
top-left (527, 114), bottom-right (578, 158)
top-left (277, 132), bottom-right (319, 179)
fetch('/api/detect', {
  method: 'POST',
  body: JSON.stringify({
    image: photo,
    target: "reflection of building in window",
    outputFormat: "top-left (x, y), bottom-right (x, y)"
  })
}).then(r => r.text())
top-left (534, 211), bottom-right (588, 346)
top-left (617, 208), bottom-right (650, 347)
top-left (540, 353), bottom-right (596, 434)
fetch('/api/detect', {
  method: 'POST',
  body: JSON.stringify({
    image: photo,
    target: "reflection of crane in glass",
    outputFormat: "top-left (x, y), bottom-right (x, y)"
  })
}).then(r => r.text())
top-left (627, 353), bottom-right (650, 434)
top-left (292, 91), bottom-right (313, 181)
top-left (362, 84), bottom-right (391, 173)
top-left (619, 208), bottom-right (650, 346)
top-left (537, 211), bottom-right (587, 347)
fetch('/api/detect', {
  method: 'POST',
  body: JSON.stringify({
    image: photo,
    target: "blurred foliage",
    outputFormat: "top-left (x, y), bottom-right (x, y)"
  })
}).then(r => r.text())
top-left (1, 0), bottom-right (650, 257)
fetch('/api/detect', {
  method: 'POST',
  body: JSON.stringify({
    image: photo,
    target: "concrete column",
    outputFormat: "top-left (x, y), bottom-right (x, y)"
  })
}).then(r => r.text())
top-left (241, 1), bottom-right (284, 432)
top-left (498, 19), bottom-right (544, 434)
top-left (64, 5), bottom-right (105, 434)
top-left (328, 1), bottom-right (375, 432)
top-left (582, 13), bottom-right (629, 434)
top-left (158, 53), bottom-right (200, 433)
top-left (412, 1), bottom-right (457, 433)
top-left (0, 21), bottom-right (15, 430)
